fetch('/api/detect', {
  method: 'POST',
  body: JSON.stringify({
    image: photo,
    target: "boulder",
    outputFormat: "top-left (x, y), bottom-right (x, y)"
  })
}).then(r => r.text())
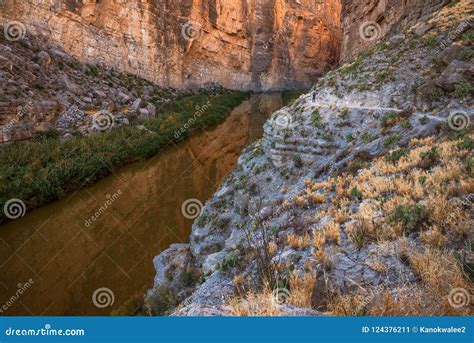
top-left (146, 103), bottom-right (156, 117)
top-left (389, 34), bottom-right (405, 44)
top-left (117, 92), bottom-right (131, 104)
top-left (414, 81), bottom-right (439, 111)
top-left (58, 74), bottom-right (79, 94)
top-left (93, 90), bottom-right (106, 98)
top-left (150, 244), bottom-right (190, 291)
top-left (0, 55), bottom-right (13, 72)
top-left (138, 108), bottom-right (149, 120)
top-left (35, 51), bottom-right (51, 69)
top-left (436, 60), bottom-right (473, 92)
top-left (439, 45), bottom-right (463, 65)
top-left (131, 98), bottom-right (142, 111)
top-left (414, 23), bottom-right (434, 36)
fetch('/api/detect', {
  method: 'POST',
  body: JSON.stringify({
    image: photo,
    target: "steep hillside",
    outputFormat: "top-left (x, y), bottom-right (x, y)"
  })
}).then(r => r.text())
top-left (0, 30), bottom-right (185, 143)
top-left (145, 0), bottom-right (473, 316)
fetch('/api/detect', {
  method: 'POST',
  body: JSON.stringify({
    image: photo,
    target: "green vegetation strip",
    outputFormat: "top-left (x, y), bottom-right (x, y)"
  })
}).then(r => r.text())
top-left (0, 90), bottom-right (251, 221)
top-left (281, 88), bottom-right (309, 106)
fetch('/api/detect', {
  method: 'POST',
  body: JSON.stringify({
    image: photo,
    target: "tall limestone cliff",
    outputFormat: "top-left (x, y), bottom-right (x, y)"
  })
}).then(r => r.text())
top-left (0, 0), bottom-right (342, 91)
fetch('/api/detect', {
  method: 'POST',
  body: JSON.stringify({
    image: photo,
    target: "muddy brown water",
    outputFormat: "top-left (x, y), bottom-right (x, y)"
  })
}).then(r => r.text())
top-left (0, 94), bottom-right (283, 315)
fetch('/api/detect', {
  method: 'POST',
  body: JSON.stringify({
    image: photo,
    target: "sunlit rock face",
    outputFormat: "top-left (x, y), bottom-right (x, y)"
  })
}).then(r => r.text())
top-left (0, 0), bottom-right (342, 91)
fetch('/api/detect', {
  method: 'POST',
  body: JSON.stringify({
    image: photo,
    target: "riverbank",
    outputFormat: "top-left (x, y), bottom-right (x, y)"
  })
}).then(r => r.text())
top-left (0, 93), bottom-right (282, 316)
top-left (0, 89), bottom-right (251, 222)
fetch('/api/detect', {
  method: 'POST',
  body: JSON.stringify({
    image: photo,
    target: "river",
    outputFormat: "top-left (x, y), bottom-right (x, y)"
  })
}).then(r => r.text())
top-left (0, 93), bottom-right (282, 315)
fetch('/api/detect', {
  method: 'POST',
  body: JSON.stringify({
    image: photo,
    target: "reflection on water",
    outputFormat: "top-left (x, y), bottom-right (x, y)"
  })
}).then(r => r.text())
top-left (0, 94), bottom-right (282, 315)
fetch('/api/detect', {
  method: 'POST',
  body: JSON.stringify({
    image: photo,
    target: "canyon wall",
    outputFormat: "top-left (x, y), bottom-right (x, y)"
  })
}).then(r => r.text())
top-left (341, 0), bottom-right (449, 61)
top-left (0, 0), bottom-right (342, 91)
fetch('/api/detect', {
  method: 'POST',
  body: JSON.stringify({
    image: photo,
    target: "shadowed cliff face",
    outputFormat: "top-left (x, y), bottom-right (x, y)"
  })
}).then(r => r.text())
top-left (0, 0), bottom-right (342, 91)
top-left (341, 0), bottom-right (449, 61)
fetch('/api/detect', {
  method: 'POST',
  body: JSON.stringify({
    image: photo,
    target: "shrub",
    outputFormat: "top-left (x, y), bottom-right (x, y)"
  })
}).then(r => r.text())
top-left (293, 155), bottom-right (304, 168)
top-left (383, 133), bottom-right (399, 147)
top-left (458, 49), bottom-right (473, 61)
top-left (146, 285), bottom-right (177, 316)
top-left (387, 204), bottom-right (425, 234)
top-left (419, 115), bottom-right (429, 125)
top-left (374, 69), bottom-right (390, 84)
top-left (429, 87), bottom-right (444, 101)
top-left (381, 111), bottom-right (397, 127)
top-left (457, 136), bottom-right (474, 151)
top-left (350, 187), bottom-right (363, 201)
top-left (385, 148), bottom-right (409, 163)
top-left (311, 109), bottom-right (323, 128)
top-left (423, 35), bottom-right (438, 46)
top-left (216, 251), bottom-right (240, 273)
top-left (339, 108), bottom-right (349, 120)
top-left (453, 82), bottom-right (472, 98)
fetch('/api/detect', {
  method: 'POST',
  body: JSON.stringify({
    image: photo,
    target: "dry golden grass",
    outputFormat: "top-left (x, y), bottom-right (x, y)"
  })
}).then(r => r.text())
top-left (314, 249), bottom-right (330, 267)
top-left (287, 233), bottom-right (311, 250)
top-left (310, 192), bottom-right (326, 204)
top-left (226, 290), bottom-right (283, 316)
top-left (419, 225), bottom-right (448, 247)
top-left (313, 230), bottom-right (326, 250)
top-left (405, 245), bottom-right (470, 301)
top-left (267, 241), bottom-right (278, 257)
top-left (295, 195), bottom-right (308, 207)
top-left (233, 274), bottom-right (247, 296)
top-left (226, 273), bottom-right (317, 316)
top-left (323, 220), bottom-right (341, 244)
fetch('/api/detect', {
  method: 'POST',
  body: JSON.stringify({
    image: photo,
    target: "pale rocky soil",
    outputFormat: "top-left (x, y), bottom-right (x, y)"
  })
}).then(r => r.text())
top-left (146, 0), bottom-right (473, 316)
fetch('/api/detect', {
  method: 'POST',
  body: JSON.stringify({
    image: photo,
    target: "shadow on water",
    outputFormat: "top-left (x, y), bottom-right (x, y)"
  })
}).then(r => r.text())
top-left (0, 93), bottom-right (283, 315)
